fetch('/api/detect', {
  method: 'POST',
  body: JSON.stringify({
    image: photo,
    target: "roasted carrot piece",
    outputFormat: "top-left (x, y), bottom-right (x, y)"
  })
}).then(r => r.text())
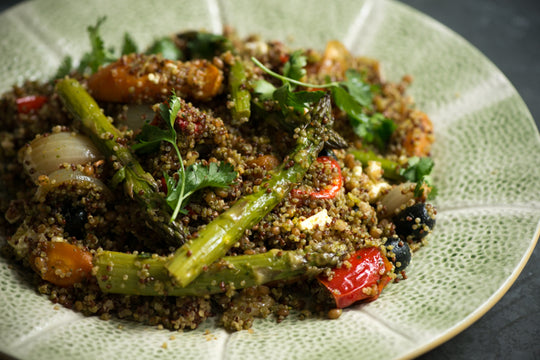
top-left (32, 242), bottom-right (93, 287)
top-left (87, 53), bottom-right (223, 103)
top-left (315, 40), bottom-right (353, 79)
top-left (400, 110), bottom-right (434, 157)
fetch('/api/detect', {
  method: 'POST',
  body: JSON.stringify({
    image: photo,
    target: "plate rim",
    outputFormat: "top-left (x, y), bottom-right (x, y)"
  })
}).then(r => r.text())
top-left (0, 0), bottom-right (539, 359)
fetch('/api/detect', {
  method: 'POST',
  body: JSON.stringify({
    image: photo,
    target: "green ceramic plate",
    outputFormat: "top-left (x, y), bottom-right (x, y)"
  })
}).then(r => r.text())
top-left (1, 0), bottom-right (539, 359)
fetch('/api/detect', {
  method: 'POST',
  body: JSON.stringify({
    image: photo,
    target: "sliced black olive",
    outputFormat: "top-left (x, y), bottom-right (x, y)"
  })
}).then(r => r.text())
top-left (385, 235), bottom-right (411, 272)
top-left (393, 203), bottom-right (436, 242)
top-left (63, 205), bottom-right (87, 239)
top-left (318, 148), bottom-right (337, 159)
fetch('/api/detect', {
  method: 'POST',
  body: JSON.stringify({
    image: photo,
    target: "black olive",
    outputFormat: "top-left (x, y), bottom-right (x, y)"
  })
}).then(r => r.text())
top-left (318, 148), bottom-right (337, 159)
top-left (385, 236), bottom-right (411, 272)
top-left (63, 205), bottom-right (87, 239)
top-left (393, 203), bottom-right (436, 242)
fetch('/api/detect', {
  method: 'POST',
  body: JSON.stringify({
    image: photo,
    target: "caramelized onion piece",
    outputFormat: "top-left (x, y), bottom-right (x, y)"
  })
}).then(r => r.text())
top-left (35, 168), bottom-right (110, 200)
top-left (380, 182), bottom-right (417, 217)
top-left (20, 132), bottom-right (104, 182)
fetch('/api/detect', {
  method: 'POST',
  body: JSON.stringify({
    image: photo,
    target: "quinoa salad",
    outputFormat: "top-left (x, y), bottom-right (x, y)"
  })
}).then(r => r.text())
top-left (0, 20), bottom-right (437, 331)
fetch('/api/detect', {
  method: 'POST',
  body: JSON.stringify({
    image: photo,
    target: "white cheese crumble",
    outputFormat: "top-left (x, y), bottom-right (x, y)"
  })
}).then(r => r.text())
top-left (298, 209), bottom-right (332, 231)
top-left (368, 181), bottom-right (392, 202)
top-left (352, 165), bottom-right (363, 178)
top-left (366, 161), bottom-right (383, 181)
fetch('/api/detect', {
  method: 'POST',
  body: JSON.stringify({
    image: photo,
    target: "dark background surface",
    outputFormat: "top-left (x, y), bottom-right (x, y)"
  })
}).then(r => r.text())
top-left (0, 0), bottom-right (538, 359)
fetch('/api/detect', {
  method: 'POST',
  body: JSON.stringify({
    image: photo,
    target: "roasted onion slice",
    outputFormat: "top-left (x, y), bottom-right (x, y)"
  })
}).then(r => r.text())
top-left (20, 132), bottom-right (103, 182)
top-left (35, 168), bottom-right (111, 200)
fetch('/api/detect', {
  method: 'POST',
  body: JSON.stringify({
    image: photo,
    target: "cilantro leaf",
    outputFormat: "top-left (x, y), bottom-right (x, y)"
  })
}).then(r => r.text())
top-left (133, 93), bottom-right (182, 153)
top-left (362, 113), bottom-right (397, 150)
top-left (178, 32), bottom-right (232, 60)
top-left (146, 37), bottom-right (182, 60)
top-left (252, 54), bottom-right (323, 115)
top-left (121, 32), bottom-right (138, 55)
top-left (183, 162), bottom-right (237, 198)
top-left (131, 92), bottom-right (237, 220)
top-left (283, 50), bottom-right (307, 82)
top-left (54, 55), bottom-right (73, 79)
top-left (77, 16), bottom-right (116, 74)
top-left (251, 56), bottom-right (397, 150)
top-left (165, 162), bottom-right (237, 214)
top-left (132, 124), bottom-right (173, 154)
top-left (253, 79), bottom-right (277, 100)
top-left (274, 84), bottom-right (325, 113)
top-left (159, 93), bottom-right (183, 131)
top-left (400, 157), bottom-right (437, 198)
top-left (341, 69), bottom-right (373, 107)
top-left (332, 86), bottom-right (395, 150)
top-left (400, 157), bottom-right (434, 182)
top-left (331, 86), bottom-right (364, 120)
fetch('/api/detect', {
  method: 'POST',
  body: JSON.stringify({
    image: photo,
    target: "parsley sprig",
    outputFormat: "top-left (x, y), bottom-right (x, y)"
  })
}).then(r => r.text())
top-left (252, 55), bottom-right (396, 149)
top-left (253, 52), bottom-right (325, 114)
top-left (133, 93), bottom-right (237, 221)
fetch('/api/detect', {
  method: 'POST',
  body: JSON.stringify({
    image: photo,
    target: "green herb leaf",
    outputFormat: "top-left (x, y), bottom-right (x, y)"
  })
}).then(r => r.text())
top-left (331, 86), bottom-right (364, 120)
top-left (146, 37), bottom-right (182, 60)
top-left (283, 50), bottom-right (307, 82)
top-left (253, 79), bottom-right (277, 101)
top-left (400, 157), bottom-right (434, 182)
top-left (341, 69), bottom-right (372, 107)
top-left (159, 93), bottom-right (183, 131)
top-left (165, 162), bottom-right (237, 214)
top-left (121, 32), bottom-right (138, 55)
top-left (163, 172), bottom-right (182, 211)
top-left (179, 32), bottom-right (232, 60)
top-left (132, 92), bottom-right (236, 220)
top-left (54, 55), bottom-right (73, 79)
top-left (184, 162), bottom-right (237, 197)
top-left (252, 56), bottom-right (396, 149)
top-left (77, 16), bottom-right (116, 74)
top-left (331, 86), bottom-right (395, 150)
top-left (133, 93), bottom-right (181, 153)
top-left (363, 113), bottom-right (397, 150)
top-left (274, 84), bottom-right (325, 113)
top-left (400, 157), bottom-right (437, 198)
top-left (132, 124), bottom-right (173, 154)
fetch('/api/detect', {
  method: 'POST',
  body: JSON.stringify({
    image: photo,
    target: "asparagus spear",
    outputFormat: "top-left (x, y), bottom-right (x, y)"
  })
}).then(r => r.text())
top-left (349, 149), bottom-right (402, 181)
top-left (55, 78), bottom-right (185, 245)
top-left (228, 59), bottom-right (251, 124)
top-left (95, 240), bottom-right (350, 296)
top-left (251, 99), bottom-right (348, 150)
top-left (165, 96), bottom-right (333, 287)
top-left (96, 249), bottom-right (307, 296)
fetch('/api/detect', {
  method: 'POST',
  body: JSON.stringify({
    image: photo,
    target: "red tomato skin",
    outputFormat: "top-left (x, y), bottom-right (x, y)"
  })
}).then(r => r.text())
top-left (16, 95), bottom-right (47, 114)
top-left (318, 247), bottom-right (393, 308)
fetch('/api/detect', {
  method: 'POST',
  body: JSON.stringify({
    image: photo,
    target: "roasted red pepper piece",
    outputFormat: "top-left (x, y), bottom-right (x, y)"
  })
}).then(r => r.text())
top-left (16, 95), bottom-right (47, 114)
top-left (310, 156), bottom-right (343, 199)
top-left (292, 156), bottom-right (343, 200)
top-left (318, 247), bottom-right (393, 308)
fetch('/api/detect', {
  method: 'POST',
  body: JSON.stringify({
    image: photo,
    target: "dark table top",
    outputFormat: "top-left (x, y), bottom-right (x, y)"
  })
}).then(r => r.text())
top-left (0, 0), bottom-right (538, 359)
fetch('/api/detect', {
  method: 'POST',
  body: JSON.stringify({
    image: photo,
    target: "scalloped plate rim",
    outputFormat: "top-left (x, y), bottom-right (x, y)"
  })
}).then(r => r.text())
top-left (0, 0), bottom-right (539, 359)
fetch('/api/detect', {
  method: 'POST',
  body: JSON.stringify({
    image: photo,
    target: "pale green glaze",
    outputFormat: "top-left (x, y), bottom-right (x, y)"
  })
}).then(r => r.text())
top-left (1, 0), bottom-right (539, 359)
